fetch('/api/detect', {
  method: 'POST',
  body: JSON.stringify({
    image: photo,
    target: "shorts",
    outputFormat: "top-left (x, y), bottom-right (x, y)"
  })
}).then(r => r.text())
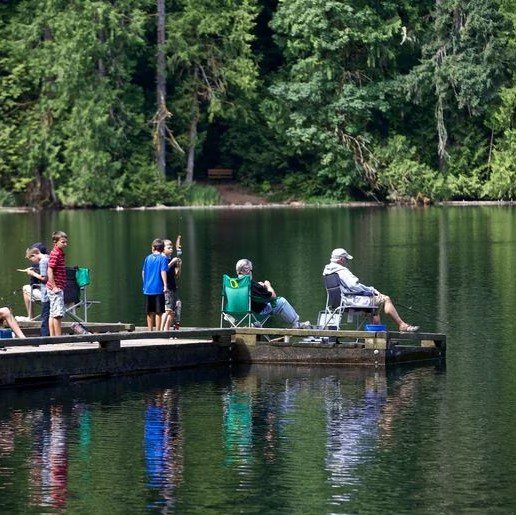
top-left (164, 290), bottom-right (178, 311)
top-left (23, 284), bottom-right (42, 302)
top-left (48, 290), bottom-right (65, 318)
top-left (372, 293), bottom-right (389, 308)
top-left (345, 294), bottom-right (388, 310)
top-left (145, 294), bottom-right (165, 315)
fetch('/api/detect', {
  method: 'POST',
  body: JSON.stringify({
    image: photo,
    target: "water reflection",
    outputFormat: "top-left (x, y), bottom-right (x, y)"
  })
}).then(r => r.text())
top-left (0, 365), bottom-right (450, 513)
top-left (144, 390), bottom-right (184, 510)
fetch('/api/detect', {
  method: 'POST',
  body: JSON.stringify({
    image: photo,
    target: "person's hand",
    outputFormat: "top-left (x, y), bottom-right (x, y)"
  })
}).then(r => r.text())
top-left (263, 280), bottom-right (272, 288)
top-left (51, 287), bottom-right (61, 293)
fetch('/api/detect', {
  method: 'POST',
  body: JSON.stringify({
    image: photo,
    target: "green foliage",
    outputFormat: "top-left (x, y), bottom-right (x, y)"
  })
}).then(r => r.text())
top-left (484, 130), bottom-right (516, 199)
top-left (0, 189), bottom-right (16, 207)
top-left (374, 136), bottom-right (443, 202)
top-left (182, 184), bottom-right (221, 205)
top-left (0, 0), bottom-right (514, 205)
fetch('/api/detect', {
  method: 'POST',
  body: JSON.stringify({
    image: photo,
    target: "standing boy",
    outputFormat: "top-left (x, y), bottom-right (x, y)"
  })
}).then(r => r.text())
top-left (142, 238), bottom-right (169, 331)
top-left (47, 231), bottom-right (68, 336)
top-left (24, 246), bottom-right (50, 336)
top-left (160, 237), bottom-right (182, 330)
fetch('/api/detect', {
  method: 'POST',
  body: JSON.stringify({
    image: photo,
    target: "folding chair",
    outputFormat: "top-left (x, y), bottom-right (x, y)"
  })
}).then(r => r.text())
top-left (220, 275), bottom-right (270, 328)
top-left (64, 266), bottom-right (100, 323)
top-left (317, 273), bottom-right (378, 330)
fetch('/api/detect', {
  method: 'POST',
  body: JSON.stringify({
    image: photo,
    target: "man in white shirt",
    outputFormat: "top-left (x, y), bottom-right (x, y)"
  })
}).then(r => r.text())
top-left (322, 248), bottom-right (419, 332)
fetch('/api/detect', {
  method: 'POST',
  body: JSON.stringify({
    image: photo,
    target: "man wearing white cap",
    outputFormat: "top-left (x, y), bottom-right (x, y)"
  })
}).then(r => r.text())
top-left (322, 248), bottom-right (419, 332)
top-left (236, 259), bottom-right (311, 329)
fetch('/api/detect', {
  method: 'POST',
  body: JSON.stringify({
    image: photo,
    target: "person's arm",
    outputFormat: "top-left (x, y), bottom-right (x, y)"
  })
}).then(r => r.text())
top-left (161, 257), bottom-right (169, 292)
top-left (168, 257), bottom-right (181, 276)
top-left (47, 266), bottom-right (58, 292)
top-left (161, 269), bottom-right (168, 292)
top-left (26, 268), bottom-right (46, 283)
top-left (260, 280), bottom-right (277, 299)
top-left (339, 269), bottom-right (375, 296)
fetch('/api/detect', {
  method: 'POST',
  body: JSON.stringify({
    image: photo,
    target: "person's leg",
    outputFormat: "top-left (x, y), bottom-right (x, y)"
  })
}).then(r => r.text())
top-left (174, 299), bottom-right (181, 329)
top-left (40, 301), bottom-right (50, 336)
top-left (48, 292), bottom-right (56, 336)
top-left (53, 291), bottom-right (65, 336)
top-left (155, 293), bottom-right (165, 331)
top-left (54, 316), bottom-right (62, 336)
top-left (161, 311), bottom-right (171, 330)
top-left (147, 313), bottom-right (156, 331)
top-left (22, 285), bottom-right (32, 318)
top-left (161, 291), bottom-right (174, 330)
top-left (379, 294), bottom-right (416, 330)
top-left (0, 307), bottom-right (25, 338)
top-left (271, 297), bottom-right (300, 327)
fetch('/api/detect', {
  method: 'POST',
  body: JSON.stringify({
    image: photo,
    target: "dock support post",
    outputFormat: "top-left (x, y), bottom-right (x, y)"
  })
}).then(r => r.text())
top-left (100, 339), bottom-right (120, 351)
top-left (235, 333), bottom-right (257, 347)
top-left (364, 336), bottom-right (387, 350)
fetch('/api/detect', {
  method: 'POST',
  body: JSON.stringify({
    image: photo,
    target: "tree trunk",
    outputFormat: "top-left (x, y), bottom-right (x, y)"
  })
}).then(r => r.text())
top-left (185, 70), bottom-right (199, 184)
top-left (156, 0), bottom-right (167, 176)
top-left (434, 0), bottom-right (448, 172)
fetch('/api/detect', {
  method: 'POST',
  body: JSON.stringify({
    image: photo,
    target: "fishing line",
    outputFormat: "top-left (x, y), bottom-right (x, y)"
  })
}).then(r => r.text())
top-left (396, 301), bottom-right (451, 326)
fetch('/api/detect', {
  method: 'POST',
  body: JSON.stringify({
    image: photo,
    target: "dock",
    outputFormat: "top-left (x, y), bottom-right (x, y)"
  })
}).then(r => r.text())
top-left (0, 326), bottom-right (445, 387)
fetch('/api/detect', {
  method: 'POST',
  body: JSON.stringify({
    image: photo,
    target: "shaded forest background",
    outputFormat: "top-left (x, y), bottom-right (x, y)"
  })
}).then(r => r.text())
top-left (0, 0), bottom-right (514, 207)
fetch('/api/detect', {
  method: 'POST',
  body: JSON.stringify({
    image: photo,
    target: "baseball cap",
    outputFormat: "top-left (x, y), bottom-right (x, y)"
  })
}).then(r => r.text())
top-left (331, 248), bottom-right (353, 262)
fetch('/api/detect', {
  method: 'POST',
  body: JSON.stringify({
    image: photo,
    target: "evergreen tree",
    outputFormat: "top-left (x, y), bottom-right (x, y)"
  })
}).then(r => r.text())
top-left (167, 0), bottom-right (258, 183)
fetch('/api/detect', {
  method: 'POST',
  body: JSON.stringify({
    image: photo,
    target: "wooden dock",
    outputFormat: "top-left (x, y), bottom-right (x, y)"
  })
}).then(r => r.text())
top-left (0, 327), bottom-right (445, 387)
top-left (233, 327), bottom-right (446, 366)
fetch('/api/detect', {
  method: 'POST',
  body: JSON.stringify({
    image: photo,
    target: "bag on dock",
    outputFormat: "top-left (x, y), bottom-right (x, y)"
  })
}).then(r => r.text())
top-left (71, 322), bottom-right (91, 335)
top-left (0, 329), bottom-right (13, 339)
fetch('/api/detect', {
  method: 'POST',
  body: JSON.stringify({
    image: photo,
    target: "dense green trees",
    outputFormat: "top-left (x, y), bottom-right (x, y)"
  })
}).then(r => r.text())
top-left (0, 0), bottom-right (514, 206)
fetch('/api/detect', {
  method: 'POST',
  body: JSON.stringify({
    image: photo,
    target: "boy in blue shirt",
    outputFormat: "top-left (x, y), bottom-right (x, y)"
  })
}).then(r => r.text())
top-left (142, 239), bottom-right (169, 331)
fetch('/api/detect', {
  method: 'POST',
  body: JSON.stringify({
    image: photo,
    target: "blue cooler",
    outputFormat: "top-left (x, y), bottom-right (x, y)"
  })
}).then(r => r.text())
top-left (364, 324), bottom-right (387, 332)
top-left (0, 329), bottom-right (13, 339)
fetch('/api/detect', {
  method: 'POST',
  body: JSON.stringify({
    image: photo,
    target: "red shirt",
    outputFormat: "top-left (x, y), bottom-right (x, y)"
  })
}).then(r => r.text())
top-left (47, 246), bottom-right (67, 290)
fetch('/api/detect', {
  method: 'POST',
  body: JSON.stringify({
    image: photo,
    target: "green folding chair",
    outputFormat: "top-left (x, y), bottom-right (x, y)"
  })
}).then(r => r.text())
top-left (220, 275), bottom-right (270, 328)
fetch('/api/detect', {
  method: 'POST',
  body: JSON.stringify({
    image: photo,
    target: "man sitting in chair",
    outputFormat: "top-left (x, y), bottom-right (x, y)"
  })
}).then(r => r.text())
top-left (236, 259), bottom-right (311, 329)
top-left (322, 248), bottom-right (419, 332)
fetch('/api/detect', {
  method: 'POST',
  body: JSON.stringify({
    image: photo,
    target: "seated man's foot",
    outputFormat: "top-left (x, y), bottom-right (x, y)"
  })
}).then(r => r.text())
top-left (400, 323), bottom-right (419, 332)
top-left (293, 320), bottom-right (312, 330)
top-left (252, 321), bottom-right (263, 328)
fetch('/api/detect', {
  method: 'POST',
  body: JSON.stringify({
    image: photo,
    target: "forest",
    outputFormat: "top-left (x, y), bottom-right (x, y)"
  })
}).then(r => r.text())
top-left (0, 0), bottom-right (514, 207)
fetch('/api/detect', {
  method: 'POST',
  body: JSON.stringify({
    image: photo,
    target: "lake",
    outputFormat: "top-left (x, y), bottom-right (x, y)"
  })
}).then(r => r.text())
top-left (0, 205), bottom-right (515, 512)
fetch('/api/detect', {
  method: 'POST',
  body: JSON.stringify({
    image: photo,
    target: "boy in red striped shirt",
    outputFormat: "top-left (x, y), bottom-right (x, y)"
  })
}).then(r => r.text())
top-left (47, 231), bottom-right (68, 336)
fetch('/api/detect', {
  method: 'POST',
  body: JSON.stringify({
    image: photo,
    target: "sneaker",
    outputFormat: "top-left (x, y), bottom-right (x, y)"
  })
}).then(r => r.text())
top-left (293, 321), bottom-right (312, 330)
top-left (252, 321), bottom-right (263, 328)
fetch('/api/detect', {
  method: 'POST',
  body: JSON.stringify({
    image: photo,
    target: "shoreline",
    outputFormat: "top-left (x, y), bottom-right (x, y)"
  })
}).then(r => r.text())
top-left (1, 199), bottom-right (515, 213)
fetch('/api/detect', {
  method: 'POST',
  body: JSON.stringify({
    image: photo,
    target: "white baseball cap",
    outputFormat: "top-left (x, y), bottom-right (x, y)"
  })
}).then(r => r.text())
top-left (331, 248), bottom-right (353, 262)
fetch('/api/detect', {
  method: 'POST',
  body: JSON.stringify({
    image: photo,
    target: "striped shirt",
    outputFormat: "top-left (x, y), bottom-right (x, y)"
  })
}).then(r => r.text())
top-left (47, 246), bottom-right (67, 290)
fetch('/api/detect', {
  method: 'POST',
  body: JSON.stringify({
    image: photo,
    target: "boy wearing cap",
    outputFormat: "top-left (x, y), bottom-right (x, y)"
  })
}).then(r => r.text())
top-left (323, 248), bottom-right (419, 332)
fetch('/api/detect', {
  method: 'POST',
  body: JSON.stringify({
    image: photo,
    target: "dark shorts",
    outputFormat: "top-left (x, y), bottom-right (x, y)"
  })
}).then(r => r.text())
top-left (164, 290), bottom-right (178, 311)
top-left (145, 294), bottom-right (165, 315)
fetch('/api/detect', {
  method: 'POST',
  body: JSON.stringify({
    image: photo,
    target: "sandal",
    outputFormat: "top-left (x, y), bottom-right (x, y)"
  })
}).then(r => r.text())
top-left (400, 324), bottom-right (419, 333)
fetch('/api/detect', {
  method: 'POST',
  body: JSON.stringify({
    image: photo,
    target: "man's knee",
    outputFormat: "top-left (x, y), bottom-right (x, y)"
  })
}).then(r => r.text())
top-left (0, 307), bottom-right (11, 320)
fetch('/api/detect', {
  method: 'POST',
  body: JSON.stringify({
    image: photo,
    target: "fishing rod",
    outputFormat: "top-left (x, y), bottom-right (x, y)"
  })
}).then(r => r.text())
top-left (396, 300), bottom-right (451, 326)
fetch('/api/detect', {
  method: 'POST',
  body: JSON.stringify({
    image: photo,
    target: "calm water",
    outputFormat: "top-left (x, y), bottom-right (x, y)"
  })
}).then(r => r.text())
top-left (0, 206), bottom-right (515, 512)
